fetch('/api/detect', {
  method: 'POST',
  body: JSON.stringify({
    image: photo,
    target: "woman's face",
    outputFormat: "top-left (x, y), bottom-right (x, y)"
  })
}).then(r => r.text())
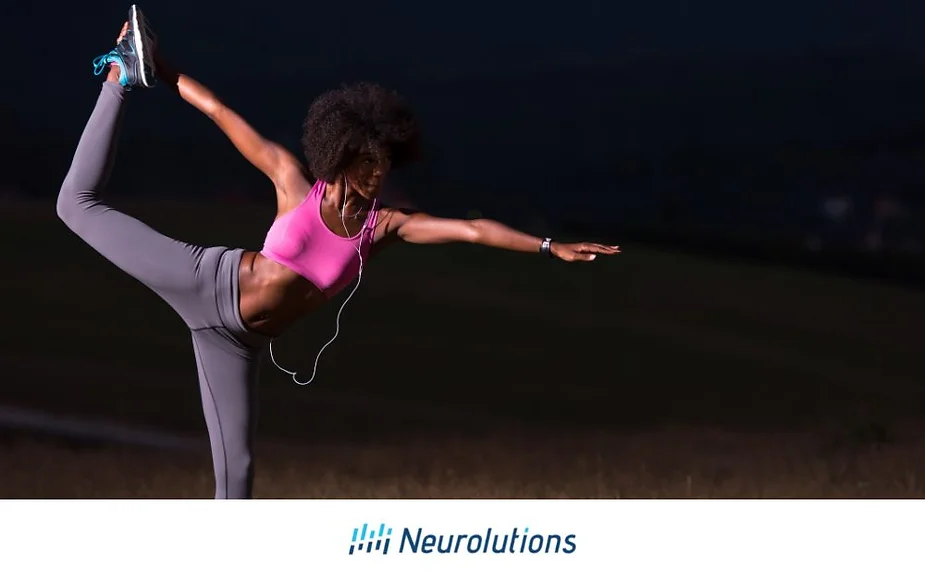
top-left (345, 150), bottom-right (392, 199)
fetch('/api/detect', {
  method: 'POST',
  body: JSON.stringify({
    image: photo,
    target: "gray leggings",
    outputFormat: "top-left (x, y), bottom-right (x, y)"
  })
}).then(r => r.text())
top-left (56, 81), bottom-right (270, 499)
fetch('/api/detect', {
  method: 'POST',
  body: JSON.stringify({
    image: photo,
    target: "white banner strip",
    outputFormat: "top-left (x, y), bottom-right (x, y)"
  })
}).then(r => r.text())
top-left (0, 499), bottom-right (918, 579)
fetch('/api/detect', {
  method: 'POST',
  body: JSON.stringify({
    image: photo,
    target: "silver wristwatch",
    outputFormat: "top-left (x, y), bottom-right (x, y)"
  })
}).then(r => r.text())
top-left (540, 237), bottom-right (553, 257)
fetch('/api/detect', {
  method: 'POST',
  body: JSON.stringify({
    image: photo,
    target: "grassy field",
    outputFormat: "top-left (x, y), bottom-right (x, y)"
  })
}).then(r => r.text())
top-left (2, 196), bottom-right (925, 498)
top-left (4, 424), bottom-right (925, 499)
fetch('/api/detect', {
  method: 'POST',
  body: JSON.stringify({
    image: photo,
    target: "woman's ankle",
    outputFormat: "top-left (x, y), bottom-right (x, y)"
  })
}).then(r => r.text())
top-left (106, 64), bottom-right (121, 85)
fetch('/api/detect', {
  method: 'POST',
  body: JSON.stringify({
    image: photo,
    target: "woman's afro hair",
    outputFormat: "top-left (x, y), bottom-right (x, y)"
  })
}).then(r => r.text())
top-left (301, 82), bottom-right (421, 183)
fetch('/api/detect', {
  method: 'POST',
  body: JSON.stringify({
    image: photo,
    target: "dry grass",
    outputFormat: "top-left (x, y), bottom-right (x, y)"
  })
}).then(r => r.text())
top-left (3, 422), bottom-right (925, 499)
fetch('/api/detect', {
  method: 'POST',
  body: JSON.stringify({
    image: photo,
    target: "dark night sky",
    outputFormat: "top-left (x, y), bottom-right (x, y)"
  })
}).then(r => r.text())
top-left (6, 0), bottom-right (925, 108)
top-left (4, 0), bottom-right (925, 226)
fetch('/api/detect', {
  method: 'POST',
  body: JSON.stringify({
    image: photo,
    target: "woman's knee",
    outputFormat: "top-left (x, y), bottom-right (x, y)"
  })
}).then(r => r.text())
top-left (55, 181), bottom-right (91, 229)
top-left (55, 182), bottom-right (78, 225)
top-left (56, 180), bottom-right (109, 237)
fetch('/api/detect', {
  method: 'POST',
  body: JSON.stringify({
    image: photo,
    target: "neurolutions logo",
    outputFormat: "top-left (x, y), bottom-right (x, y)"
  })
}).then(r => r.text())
top-left (349, 523), bottom-right (393, 555)
top-left (348, 523), bottom-right (577, 556)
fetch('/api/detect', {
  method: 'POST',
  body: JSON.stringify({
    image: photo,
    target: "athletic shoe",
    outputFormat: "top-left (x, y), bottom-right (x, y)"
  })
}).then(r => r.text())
top-left (91, 4), bottom-right (156, 89)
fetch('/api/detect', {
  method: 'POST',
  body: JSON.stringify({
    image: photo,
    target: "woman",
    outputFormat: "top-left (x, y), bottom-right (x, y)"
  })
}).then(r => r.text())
top-left (57, 7), bottom-right (620, 499)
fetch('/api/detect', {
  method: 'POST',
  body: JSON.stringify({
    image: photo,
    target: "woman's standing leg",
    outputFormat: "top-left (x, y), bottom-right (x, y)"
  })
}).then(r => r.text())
top-left (191, 327), bottom-right (262, 499)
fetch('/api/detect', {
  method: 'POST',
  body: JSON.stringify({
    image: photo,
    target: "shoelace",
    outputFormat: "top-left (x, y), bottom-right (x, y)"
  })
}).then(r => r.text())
top-left (92, 50), bottom-right (120, 76)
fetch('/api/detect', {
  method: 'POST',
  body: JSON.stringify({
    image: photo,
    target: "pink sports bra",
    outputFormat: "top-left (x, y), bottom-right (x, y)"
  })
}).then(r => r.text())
top-left (260, 180), bottom-right (380, 297)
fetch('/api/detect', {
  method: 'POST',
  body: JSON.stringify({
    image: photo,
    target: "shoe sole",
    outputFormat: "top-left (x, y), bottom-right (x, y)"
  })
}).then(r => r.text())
top-left (129, 4), bottom-right (155, 88)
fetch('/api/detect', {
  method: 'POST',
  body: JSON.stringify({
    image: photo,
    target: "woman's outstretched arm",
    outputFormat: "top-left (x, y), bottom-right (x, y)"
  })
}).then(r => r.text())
top-left (155, 54), bottom-right (309, 210)
top-left (376, 208), bottom-right (620, 262)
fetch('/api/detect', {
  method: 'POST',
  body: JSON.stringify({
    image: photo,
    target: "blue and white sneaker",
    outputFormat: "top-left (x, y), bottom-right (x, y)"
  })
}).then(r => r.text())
top-left (92, 4), bottom-right (156, 89)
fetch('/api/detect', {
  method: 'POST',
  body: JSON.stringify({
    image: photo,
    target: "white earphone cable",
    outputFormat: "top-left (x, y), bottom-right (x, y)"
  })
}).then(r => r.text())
top-left (267, 176), bottom-right (367, 386)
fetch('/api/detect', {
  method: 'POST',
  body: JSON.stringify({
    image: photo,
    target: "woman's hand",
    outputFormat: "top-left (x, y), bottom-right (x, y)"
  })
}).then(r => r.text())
top-left (551, 241), bottom-right (620, 262)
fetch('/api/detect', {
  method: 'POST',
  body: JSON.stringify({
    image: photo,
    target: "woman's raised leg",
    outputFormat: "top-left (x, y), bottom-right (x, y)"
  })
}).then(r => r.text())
top-left (56, 20), bottom-right (215, 328)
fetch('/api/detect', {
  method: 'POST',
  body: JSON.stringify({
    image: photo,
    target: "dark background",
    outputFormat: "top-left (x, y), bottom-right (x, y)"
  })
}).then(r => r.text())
top-left (4, 0), bottom-right (925, 256)
top-left (1, 0), bottom-right (924, 497)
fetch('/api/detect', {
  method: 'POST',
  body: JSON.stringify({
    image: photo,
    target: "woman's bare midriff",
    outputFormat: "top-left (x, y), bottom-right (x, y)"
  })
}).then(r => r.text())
top-left (236, 251), bottom-right (328, 337)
